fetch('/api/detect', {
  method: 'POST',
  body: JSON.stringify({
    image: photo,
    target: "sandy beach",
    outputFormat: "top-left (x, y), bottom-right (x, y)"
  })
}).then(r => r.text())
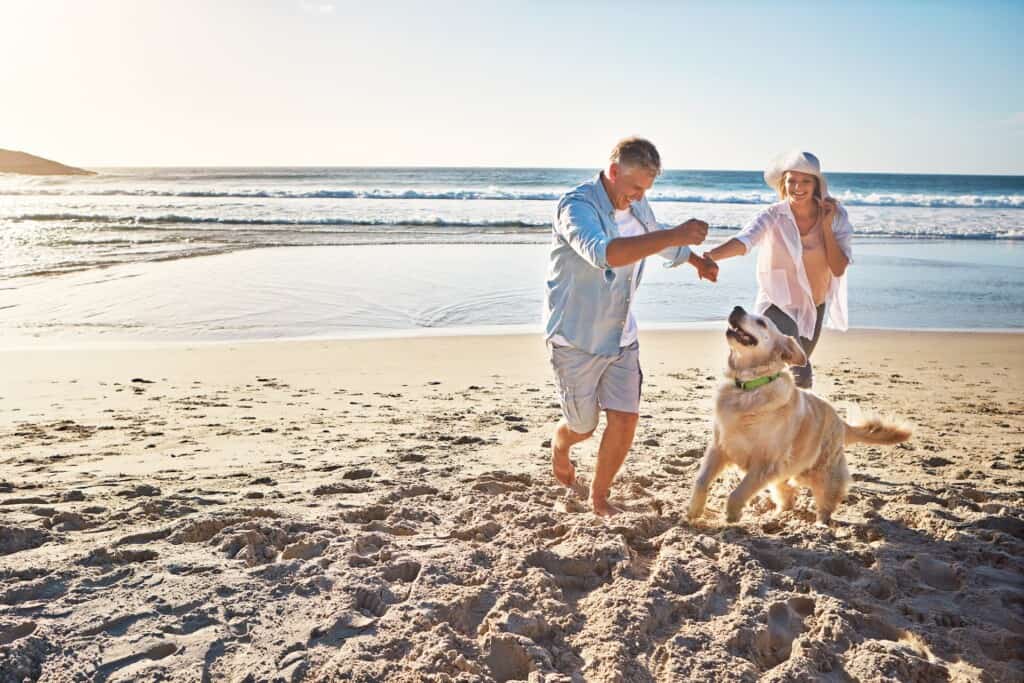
top-left (0, 329), bottom-right (1021, 682)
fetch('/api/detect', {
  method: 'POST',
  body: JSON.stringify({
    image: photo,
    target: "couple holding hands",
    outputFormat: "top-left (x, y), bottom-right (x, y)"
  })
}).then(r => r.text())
top-left (543, 137), bottom-right (854, 515)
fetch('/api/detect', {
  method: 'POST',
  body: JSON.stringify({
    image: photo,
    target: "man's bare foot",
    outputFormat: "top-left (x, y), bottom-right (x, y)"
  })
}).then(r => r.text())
top-left (552, 443), bottom-right (576, 488)
top-left (591, 493), bottom-right (622, 517)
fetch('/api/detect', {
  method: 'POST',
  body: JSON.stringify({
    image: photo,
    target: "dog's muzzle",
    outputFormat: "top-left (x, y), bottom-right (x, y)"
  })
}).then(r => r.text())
top-left (726, 306), bottom-right (757, 346)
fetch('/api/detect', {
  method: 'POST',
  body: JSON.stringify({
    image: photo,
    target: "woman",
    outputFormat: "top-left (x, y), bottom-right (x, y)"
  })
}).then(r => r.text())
top-left (701, 150), bottom-right (853, 388)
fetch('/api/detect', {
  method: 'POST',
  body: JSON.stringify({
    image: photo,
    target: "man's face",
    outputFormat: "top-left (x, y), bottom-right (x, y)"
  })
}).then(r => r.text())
top-left (607, 163), bottom-right (657, 210)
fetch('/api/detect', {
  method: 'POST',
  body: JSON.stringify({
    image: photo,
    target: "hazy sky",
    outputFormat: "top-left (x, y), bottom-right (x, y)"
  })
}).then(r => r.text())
top-left (2, 0), bottom-right (1021, 172)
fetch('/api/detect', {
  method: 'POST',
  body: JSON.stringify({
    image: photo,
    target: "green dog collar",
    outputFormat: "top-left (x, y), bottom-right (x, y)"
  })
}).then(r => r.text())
top-left (735, 372), bottom-right (782, 391)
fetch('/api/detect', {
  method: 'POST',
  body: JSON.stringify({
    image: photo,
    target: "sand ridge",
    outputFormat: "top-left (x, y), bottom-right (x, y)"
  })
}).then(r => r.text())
top-left (0, 331), bottom-right (1022, 682)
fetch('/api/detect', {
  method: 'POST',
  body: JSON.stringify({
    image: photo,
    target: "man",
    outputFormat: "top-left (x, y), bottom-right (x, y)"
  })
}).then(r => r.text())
top-left (544, 137), bottom-right (718, 516)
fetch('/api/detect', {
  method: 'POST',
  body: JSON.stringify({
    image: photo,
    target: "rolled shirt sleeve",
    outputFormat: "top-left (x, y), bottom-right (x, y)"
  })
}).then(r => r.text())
top-left (832, 206), bottom-right (854, 263)
top-left (653, 221), bottom-right (691, 268)
top-left (555, 198), bottom-right (611, 270)
top-left (734, 209), bottom-right (773, 253)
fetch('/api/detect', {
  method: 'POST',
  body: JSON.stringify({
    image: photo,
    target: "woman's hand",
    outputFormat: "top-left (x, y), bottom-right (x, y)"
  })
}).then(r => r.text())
top-left (816, 198), bottom-right (849, 276)
top-left (818, 197), bottom-right (839, 230)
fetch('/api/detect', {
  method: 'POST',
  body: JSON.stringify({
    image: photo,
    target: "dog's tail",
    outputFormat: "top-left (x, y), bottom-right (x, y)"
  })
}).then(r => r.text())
top-left (843, 406), bottom-right (912, 446)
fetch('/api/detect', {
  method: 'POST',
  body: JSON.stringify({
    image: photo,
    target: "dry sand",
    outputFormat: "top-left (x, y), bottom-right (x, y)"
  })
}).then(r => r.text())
top-left (1, 330), bottom-right (1022, 682)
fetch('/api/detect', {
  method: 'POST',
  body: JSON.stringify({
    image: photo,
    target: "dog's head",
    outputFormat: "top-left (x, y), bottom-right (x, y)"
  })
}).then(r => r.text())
top-left (726, 306), bottom-right (807, 373)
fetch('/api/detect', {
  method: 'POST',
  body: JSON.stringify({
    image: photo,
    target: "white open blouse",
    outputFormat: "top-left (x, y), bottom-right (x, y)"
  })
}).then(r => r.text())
top-left (734, 200), bottom-right (854, 339)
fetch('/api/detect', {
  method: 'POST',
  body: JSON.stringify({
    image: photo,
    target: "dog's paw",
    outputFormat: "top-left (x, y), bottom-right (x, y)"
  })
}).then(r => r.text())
top-left (725, 508), bottom-right (742, 524)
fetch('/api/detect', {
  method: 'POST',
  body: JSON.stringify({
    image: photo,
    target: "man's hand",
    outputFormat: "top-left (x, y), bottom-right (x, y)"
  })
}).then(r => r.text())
top-left (606, 218), bottom-right (709, 268)
top-left (673, 218), bottom-right (709, 246)
top-left (694, 253), bottom-right (719, 282)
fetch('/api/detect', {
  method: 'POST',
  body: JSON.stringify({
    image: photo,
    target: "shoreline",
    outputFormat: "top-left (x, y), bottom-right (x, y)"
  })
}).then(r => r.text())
top-left (2, 323), bottom-right (1024, 353)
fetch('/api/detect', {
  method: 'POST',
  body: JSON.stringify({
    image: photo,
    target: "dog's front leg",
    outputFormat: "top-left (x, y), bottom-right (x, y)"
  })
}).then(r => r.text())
top-left (688, 442), bottom-right (725, 521)
top-left (770, 481), bottom-right (796, 512)
top-left (726, 467), bottom-right (771, 523)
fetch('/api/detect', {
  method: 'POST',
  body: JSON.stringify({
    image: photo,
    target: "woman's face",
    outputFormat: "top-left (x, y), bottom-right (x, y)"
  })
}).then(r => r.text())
top-left (785, 171), bottom-right (818, 206)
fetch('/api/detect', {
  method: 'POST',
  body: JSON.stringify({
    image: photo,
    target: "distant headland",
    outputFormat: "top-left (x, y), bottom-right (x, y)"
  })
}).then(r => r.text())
top-left (0, 149), bottom-right (94, 175)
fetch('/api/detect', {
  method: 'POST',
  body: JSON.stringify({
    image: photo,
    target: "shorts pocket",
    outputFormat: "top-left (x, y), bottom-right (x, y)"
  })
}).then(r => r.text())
top-left (549, 344), bottom-right (601, 433)
top-left (558, 384), bottom-right (599, 434)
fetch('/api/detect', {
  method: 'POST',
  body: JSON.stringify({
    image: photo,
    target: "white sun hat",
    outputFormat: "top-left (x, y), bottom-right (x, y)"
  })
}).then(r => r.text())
top-left (764, 149), bottom-right (830, 198)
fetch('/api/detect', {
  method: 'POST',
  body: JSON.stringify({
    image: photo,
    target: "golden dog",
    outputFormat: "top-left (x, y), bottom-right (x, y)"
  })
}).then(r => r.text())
top-left (688, 306), bottom-right (911, 525)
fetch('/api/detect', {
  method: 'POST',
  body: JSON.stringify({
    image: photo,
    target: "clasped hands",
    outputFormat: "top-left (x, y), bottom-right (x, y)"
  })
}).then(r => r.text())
top-left (670, 218), bottom-right (719, 282)
top-left (693, 252), bottom-right (719, 282)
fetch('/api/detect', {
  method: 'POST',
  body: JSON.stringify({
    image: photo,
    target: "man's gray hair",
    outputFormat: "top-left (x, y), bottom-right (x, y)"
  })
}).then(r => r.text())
top-left (610, 137), bottom-right (661, 175)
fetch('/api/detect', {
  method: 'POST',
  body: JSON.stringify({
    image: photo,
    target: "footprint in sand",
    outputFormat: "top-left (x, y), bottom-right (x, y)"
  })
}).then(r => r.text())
top-left (281, 538), bottom-right (327, 561)
top-left (484, 634), bottom-right (534, 682)
top-left (352, 533), bottom-right (389, 557)
top-left (820, 555), bottom-right (860, 580)
top-left (217, 525), bottom-right (293, 566)
top-left (381, 559), bottom-right (422, 583)
top-left (1, 575), bottom-right (68, 606)
top-left (307, 610), bottom-right (377, 647)
top-left (381, 485), bottom-right (438, 504)
top-left (343, 505), bottom-right (391, 524)
top-left (0, 526), bottom-right (51, 555)
top-left (362, 520), bottom-right (417, 536)
top-left (354, 586), bottom-right (391, 617)
top-left (0, 621), bottom-right (36, 645)
top-left (79, 611), bottom-right (158, 638)
top-left (535, 522), bottom-right (569, 542)
top-left (450, 521), bottom-right (501, 543)
top-left (755, 596), bottom-right (815, 667)
top-left (312, 481), bottom-right (367, 496)
top-left (80, 546), bottom-right (159, 566)
top-left (968, 515), bottom-right (1024, 540)
top-left (96, 639), bottom-right (178, 679)
top-left (116, 483), bottom-right (161, 499)
top-left (914, 553), bottom-right (962, 591)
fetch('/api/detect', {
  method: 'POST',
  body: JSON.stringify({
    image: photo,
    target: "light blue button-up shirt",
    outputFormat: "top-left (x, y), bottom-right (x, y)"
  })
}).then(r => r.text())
top-left (543, 172), bottom-right (691, 356)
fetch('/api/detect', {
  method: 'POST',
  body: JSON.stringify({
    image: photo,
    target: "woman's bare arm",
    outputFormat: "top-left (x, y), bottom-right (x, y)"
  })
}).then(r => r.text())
top-left (705, 238), bottom-right (748, 262)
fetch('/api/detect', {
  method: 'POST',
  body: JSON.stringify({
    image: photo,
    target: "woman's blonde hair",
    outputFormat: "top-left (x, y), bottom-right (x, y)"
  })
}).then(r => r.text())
top-left (776, 171), bottom-right (822, 201)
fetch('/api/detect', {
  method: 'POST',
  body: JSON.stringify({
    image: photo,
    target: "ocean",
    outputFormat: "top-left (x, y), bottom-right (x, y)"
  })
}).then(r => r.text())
top-left (1, 167), bottom-right (1022, 344)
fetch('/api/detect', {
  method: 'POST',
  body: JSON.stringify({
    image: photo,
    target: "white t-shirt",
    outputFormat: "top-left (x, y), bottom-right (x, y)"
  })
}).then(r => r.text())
top-left (615, 208), bottom-right (644, 347)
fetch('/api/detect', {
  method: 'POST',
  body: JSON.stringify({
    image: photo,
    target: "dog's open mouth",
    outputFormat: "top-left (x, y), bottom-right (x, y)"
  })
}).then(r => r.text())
top-left (726, 322), bottom-right (757, 346)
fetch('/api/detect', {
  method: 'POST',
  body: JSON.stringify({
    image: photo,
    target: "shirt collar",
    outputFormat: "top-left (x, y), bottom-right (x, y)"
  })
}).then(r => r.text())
top-left (593, 171), bottom-right (616, 217)
top-left (777, 199), bottom-right (795, 222)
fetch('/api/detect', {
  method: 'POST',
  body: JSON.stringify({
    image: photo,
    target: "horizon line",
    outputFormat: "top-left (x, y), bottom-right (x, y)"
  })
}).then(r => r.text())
top-left (71, 164), bottom-right (1024, 178)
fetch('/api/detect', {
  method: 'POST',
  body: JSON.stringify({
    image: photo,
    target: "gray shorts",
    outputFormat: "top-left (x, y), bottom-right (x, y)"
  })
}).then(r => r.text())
top-left (548, 341), bottom-right (642, 434)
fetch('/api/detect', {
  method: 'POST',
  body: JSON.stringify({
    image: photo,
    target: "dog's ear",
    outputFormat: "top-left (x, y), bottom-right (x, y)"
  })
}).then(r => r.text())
top-left (778, 335), bottom-right (807, 367)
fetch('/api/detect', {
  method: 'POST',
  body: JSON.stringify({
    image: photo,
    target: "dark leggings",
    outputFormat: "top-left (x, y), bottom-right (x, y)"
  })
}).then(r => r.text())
top-left (764, 304), bottom-right (825, 389)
